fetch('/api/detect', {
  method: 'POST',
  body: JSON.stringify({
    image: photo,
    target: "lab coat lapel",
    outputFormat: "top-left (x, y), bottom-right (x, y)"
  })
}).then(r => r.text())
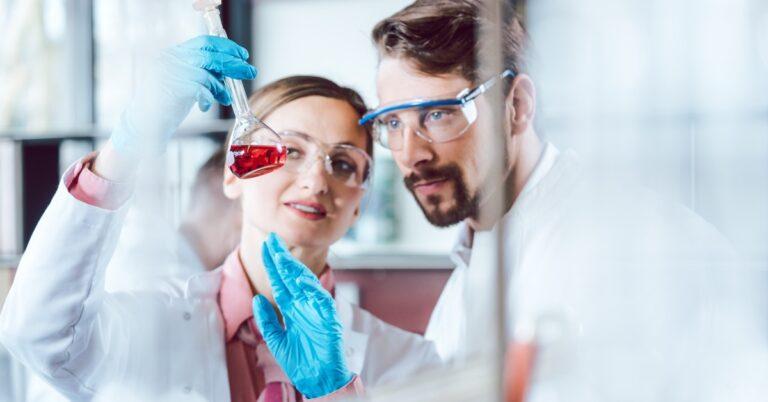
top-left (335, 298), bottom-right (369, 375)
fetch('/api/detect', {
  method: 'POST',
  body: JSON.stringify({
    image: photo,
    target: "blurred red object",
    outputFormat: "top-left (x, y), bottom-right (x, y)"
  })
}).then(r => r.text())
top-left (504, 341), bottom-right (536, 402)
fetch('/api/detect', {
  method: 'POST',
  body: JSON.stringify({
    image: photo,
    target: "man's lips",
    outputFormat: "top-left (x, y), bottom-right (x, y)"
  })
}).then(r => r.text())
top-left (412, 178), bottom-right (449, 196)
top-left (284, 201), bottom-right (327, 220)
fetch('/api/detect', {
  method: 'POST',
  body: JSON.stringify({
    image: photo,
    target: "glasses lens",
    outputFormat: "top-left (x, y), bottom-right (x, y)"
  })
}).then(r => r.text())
top-left (371, 102), bottom-right (475, 150)
top-left (328, 146), bottom-right (371, 188)
top-left (372, 113), bottom-right (401, 150)
top-left (279, 132), bottom-right (371, 188)
top-left (418, 104), bottom-right (471, 142)
top-left (279, 133), bottom-right (312, 174)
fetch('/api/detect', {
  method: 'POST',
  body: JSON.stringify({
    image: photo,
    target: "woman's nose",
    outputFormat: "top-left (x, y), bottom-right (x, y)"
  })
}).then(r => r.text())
top-left (298, 157), bottom-right (330, 195)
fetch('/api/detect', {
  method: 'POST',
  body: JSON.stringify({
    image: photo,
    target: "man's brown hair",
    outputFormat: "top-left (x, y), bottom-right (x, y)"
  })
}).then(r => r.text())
top-left (371, 0), bottom-right (527, 92)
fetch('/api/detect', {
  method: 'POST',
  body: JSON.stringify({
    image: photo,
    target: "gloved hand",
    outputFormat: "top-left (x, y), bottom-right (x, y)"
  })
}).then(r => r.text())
top-left (253, 233), bottom-right (354, 399)
top-left (110, 35), bottom-right (257, 158)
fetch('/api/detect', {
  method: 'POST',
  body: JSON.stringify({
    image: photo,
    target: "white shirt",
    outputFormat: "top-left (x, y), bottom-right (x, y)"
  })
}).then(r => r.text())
top-left (425, 142), bottom-right (768, 401)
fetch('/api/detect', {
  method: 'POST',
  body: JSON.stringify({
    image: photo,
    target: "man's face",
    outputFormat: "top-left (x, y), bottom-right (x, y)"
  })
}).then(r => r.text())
top-left (376, 57), bottom-right (493, 227)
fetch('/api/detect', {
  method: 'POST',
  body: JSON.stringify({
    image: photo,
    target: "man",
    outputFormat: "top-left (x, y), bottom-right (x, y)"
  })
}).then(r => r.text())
top-left (359, 0), bottom-right (767, 400)
top-left (199, 1), bottom-right (768, 400)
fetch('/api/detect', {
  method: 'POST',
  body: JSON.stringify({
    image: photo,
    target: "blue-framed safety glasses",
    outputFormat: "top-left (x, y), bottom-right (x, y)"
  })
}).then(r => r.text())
top-left (359, 69), bottom-right (516, 150)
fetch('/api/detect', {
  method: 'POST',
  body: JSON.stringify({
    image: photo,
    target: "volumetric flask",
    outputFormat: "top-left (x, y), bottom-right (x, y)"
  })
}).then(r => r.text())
top-left (194, 0), bottom-right (286, 179)
top-left (227, 118), bottom-right (287, 179)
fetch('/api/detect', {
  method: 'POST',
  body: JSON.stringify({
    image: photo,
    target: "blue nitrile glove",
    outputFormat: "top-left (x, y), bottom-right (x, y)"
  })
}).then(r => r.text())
top-left (110, 35), bottom-right (257, 158)
top-left (253, 233), bottom-right (354, 399)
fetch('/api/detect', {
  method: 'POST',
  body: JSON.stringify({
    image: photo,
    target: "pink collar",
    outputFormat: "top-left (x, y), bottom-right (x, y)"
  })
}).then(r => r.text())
top-left (218, 247), bottom-right (336, 342)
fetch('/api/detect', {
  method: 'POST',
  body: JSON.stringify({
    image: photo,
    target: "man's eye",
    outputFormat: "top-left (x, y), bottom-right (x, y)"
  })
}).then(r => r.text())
top-left (428, 109), bottom-right (456, 121)
top-left (384, 118), bottom-right (401, 130)
top-left (428, 110), bottom-right (445, 121)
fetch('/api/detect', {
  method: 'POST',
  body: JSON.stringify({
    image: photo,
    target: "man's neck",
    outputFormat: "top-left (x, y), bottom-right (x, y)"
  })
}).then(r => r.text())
top-left (468, 133), bottom-right (544, 231)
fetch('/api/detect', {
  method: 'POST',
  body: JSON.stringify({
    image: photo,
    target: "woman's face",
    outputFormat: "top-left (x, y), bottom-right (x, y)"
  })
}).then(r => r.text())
top-left (223, 96), bottom-right (369, 249)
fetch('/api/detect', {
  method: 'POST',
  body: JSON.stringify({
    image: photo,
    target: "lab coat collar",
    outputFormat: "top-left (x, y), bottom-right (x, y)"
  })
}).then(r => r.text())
top-left (218, 247), bottom-right (337, 342)
top-left (450, 223), bottom-right (474, 268)
top-left (517, 141), bottom-right (560, 200)
top-left (185, 269), bottom-right (223, 299)
top-left (449, 142), bottom-right (562, 267)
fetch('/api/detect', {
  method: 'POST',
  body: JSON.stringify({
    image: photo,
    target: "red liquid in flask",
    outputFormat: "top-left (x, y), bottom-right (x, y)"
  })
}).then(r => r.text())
top-left (229, 144), bottom-right (287, 179)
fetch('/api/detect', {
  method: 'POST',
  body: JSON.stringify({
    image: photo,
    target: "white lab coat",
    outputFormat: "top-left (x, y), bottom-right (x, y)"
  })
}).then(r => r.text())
top-left (426, 143), bottom-right (768, 402)
top-left (24, 210), bottom-right (210, 402)
top-left (0, 173), bottom-right (440, 402)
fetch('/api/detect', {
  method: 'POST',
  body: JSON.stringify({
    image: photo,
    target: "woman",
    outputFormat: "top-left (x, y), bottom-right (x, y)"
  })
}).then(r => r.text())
top-left (0, 36), bottom-right (439, 401)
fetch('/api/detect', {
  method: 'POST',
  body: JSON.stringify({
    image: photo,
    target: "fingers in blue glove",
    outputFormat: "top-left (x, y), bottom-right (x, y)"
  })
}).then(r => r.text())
top-left (163, 57), bottom-right (232, 105)
top-left (265, 233), bottom-right (316, 287)
top-left (253, 294), bottom-right (285, 341)
top-left (261, 241), bottom-right (293, 308)
top-left (180, 35), bottom-right (250, 60)
top-left (196, 81), bottom-right (216, 111)
top-left (296, 276), bottom-right (337, 322)
top-left (265, 233), bottom-right (328, 298)
top-left (273, 253), bottom-right (332, 301)
top-left (171, 47), bottom-right (257, 80)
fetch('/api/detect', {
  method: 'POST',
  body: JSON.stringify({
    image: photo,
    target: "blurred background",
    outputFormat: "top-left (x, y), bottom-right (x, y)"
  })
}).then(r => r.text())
top-left (1, 0), bottom-right (767, 400)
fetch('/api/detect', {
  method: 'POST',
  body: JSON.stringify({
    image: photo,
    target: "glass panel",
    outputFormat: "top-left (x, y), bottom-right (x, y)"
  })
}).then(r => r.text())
top-left (93, 0), bottom-right (211, 127)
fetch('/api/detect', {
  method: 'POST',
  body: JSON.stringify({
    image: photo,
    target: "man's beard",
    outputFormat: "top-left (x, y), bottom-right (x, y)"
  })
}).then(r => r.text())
top-left (404, 163), bottom-right (479, 228)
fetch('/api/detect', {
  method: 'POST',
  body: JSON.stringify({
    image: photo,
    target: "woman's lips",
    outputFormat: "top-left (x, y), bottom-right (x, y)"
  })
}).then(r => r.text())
top-left (284, 201), bottom-right (327, 221)
top-left (413, 178), bottom-right (449, 196)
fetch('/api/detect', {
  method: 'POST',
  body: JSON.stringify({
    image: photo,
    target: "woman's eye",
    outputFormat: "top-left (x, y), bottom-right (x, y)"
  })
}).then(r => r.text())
top-left (331, 158), bottom-right (357, 175)
top-left (286, 147), bottom-right (303, 159)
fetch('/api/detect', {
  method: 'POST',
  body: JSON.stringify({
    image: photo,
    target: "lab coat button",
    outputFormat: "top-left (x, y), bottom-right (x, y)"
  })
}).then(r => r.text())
top-left (183, 312), bottom-right (192, 321)
top-left (345, 347), bottom-right (353, 357)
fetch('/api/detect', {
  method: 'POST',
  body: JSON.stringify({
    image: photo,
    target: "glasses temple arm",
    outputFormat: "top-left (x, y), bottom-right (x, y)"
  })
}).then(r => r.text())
top-left (463, 69), bottom-right (517, 102)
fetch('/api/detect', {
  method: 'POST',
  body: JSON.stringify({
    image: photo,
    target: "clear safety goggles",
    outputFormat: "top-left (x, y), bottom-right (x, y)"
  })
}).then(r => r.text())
top-left (279, 130), bottom-right (373, 189)
top-left (359, 69), bottom-right (516, 150)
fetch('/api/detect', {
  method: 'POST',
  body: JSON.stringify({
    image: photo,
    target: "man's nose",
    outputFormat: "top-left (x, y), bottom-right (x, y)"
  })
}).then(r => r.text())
top-left (396, 125), bottom-right (434, 170)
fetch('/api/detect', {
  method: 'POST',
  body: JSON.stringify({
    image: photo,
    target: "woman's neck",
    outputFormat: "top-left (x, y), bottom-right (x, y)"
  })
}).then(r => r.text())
top-left (238, 224), bottom-right (329, 304)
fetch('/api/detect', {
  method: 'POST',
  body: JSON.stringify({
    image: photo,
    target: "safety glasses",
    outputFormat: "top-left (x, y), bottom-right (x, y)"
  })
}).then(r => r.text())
top-left (359, 69), bottom-right (516, 150)
top-left (278, 131), bottom-right (373, 189)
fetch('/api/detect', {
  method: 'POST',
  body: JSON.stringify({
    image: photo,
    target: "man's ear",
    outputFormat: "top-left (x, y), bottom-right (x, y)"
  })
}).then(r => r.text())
top-left (505, 74), bottom-right (536, 136)
top-left (223, 167), bottom-right (242, 200)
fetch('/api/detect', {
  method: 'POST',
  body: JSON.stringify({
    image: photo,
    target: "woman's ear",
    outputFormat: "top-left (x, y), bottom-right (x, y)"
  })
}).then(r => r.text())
top-left (223, 167), bottom-right (242, 200)
top-left (505, 74), bottom-right (536, 136)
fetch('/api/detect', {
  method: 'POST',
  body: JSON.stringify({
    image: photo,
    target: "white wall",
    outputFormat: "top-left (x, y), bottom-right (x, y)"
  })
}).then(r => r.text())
top-left (529, 0), bottom-right (768, 263)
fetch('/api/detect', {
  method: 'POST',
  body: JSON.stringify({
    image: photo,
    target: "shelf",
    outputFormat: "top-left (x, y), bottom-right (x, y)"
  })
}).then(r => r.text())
top-left (329, 242), bottom-right (454, 270)
top-left (0, 119), bottom-right (235, 141)
top-left (329, 252), bottom-right (453, 270)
